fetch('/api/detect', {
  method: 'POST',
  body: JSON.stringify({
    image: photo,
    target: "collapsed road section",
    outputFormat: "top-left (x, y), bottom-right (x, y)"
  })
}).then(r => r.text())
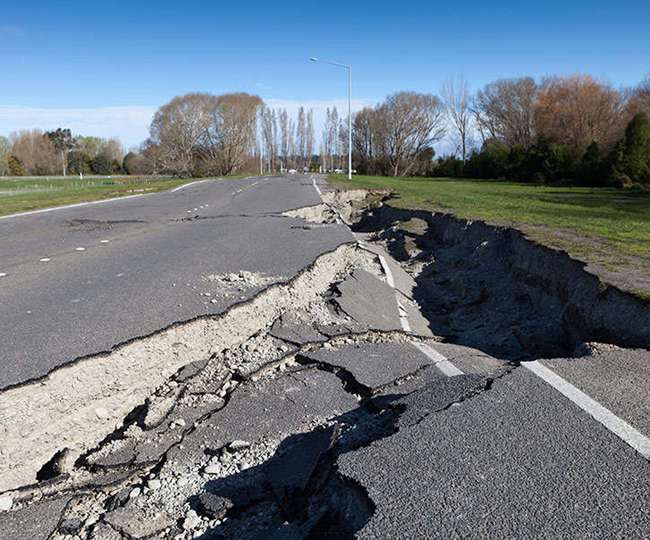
top-left (1, 178), bottom-right (649, 539)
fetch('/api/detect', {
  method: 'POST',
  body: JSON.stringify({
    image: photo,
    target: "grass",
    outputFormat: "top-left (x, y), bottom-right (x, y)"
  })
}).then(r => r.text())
top-left (329, 174), bottom-right (650, 294)
top-left (0, 176), bottom-right (211, 216)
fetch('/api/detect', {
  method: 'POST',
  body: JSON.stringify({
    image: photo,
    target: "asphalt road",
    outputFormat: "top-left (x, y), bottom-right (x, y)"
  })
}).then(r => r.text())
top-left (0, 175), bottom-right (351, 389)
top-left (1, 174), bottom-right (649, 539)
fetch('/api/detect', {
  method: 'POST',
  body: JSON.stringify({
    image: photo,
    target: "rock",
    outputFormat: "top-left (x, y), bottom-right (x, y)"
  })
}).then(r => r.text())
top-left (129, 487), bottom-right (141, 498)
top-left (171, 418), bottom-right (186, 428)
top-left (0, 495), bottom-right (13, 511)
top-left (147, 478), bottom-right (162, 490)
top-left (58, 517), bottom-right (83, 535)
top-left (95, 407), bottom-right (110, 420)
top-left (228, 440), bottom-right (250, 451)
top-left (204, 463), bottom-right (222, 475)
top-left (197, 493), bottom-right (233, 519)
top-left (182, 509), bottom-right (202, 531)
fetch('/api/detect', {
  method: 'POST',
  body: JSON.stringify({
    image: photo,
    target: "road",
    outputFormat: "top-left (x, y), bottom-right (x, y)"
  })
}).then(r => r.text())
top-left (0, 174), bottom-right (649, 539)
top-left (0, 175), bottom-right (350, 388)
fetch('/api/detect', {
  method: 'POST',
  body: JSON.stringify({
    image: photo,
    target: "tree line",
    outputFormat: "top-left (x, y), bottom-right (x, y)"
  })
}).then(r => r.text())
top-left (0, 129), bottom-right (125, 176)
top-left (2, 75), bottom-right (650, 187)
top-left (427, 74), bottom-right (650, 187)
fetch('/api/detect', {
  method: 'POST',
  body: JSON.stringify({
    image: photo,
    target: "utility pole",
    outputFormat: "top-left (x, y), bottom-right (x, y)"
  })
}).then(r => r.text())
top-left (310, 57), bottom-right (352, 180)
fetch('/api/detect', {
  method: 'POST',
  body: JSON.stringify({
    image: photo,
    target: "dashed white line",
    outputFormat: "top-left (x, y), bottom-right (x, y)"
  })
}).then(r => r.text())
top-left (0, 273), bottom-right (7, 278)
top-left (523, 360), bottom-right (650, 460)
top-left (75, 247), bottom-right (86, 252)
top-left (412, 341), bottom-right (464, 377)
top-left (100, 240), bottom-right (109, 244)
top-left (39, 258), bottom-right (51, 262)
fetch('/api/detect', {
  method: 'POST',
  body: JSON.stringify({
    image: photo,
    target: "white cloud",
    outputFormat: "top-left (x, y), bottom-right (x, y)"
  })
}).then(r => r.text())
top-left (0, 106), bottom-right (156, 149)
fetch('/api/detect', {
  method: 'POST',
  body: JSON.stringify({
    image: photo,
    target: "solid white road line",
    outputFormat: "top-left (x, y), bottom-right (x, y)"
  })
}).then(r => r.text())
top-left (312, 177), bottom-right (323, 196)
top-left (0, 194), bottom-right (146, 221)
top-left (412, 341), bottom-right (465, 377)
top-left (523, 360), bottom-right (650, 460)
top-left (170, 179), bottom-right (214, 193)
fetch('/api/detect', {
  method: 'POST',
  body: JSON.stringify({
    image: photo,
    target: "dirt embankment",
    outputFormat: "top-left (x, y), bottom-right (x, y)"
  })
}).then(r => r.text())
top-left (352, 201), bottom-right (650, 360)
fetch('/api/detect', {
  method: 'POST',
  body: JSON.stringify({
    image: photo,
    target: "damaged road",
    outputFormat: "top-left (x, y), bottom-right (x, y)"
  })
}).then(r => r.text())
top-left (1, 175), bottom-right (650, 539)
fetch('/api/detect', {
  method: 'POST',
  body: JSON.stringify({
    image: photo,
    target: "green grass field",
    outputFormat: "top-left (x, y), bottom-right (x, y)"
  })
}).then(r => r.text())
top-left (0, 176), bottom-right (200, 216)
top-left (329, 174), bottom-right (650, 296)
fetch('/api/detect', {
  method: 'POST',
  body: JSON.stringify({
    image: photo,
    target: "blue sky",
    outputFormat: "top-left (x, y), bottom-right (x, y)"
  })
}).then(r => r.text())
top-left (1, 0), bottom-right (649, 147)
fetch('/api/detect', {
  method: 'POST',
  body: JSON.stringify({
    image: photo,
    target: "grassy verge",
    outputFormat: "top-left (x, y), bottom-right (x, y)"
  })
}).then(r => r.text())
top-left (328, 174), bottom-right (650, 295)
top-left (0, 176), bottom-right (226, 216)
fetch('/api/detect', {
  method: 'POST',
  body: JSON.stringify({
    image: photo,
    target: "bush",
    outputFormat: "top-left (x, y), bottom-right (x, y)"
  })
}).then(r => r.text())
top-left (7, 155), bottom-right (25, 176)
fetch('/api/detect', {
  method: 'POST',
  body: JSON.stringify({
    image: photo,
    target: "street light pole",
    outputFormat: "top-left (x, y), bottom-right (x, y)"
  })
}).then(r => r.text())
top-left (310, 57), bottom-right (352, 180)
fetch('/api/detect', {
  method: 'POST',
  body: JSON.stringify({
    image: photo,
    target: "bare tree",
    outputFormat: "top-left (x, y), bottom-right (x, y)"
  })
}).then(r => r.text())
top-left (441, 76), bottom-right (472, 161)
top-left (375, 92), bottom-right (446, 176)
top-left (149, 92), bottom-right (262, 176)
top-left (10, 129), bottom-right (59, 175)
top-left (473, 77), bottom-right (538, 147)
top-left (296, 107), bottom-right (306, 169)
top-left (279, 109), bottom-right (289, 170)
top-left (149, 93), bottom-right (214, 176)
top-left (534, 75), bottom-right (623, 150)
top-left (305, 109), bottom-right (314, 168)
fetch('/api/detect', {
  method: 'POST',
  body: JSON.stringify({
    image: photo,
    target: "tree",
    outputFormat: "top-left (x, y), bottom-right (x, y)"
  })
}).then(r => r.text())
top-left (534, 75), bottom-right (623, 151)
top-left (10, 129), bottom-right (59, 175)
top-left (375, 91), bottom-right (446, 176)
top-left (0, 136), bottom-right (10, 175)
top-left (91, 153), bottom-right (113, 175)
top-left (473, 77), bottom-right (538, 147)
top-left (149, 93), bottom-right (214, 176)
top-left (441, 76), bottom-right (472, 161)
top-left (122, 151), bottom-right (152, 175)
top-left (46, 128), bottom-right (74, 176)
top-left (612, 113), bottom-right (650, 185)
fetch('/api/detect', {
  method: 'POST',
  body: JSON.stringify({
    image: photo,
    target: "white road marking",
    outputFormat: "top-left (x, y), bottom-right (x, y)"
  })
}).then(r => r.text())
top-left (170, 179), bottom-right (214, 193)
top-left (312, 177), bottom-right (323, 196)
top-left (0, 194), bottom-right (145, 221)
top-left (75, 247), bottom-right (85, 251)
top-left (377, 255), bottom-right (396, 288)
top-left (39, 258), bottom-right (51, 262)
top-left (523, 360), bottom-right (650, 460)
top-left (412, 341), bottom-right (464, 377)
top-left (0, 273), bottom-right (7, 278)
top-left (100, 240), bottom-right (109, 244)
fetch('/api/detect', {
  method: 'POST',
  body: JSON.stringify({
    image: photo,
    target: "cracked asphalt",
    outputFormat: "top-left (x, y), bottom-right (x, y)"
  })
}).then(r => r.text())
top-left (1, 174), bottom-right (649, 539)
top-left (0, 175), bottom-right (351, 388)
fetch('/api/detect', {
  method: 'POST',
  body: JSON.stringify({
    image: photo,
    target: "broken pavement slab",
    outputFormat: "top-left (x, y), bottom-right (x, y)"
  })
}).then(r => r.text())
top-left (300, 340), bottom-right (449, 394)
top-left (333, 269), bottom-right (402, 331)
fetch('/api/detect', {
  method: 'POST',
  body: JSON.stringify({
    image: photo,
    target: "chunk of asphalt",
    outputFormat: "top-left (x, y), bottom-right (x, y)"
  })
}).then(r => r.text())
top-left (175, 358), bottom-right (210, 382)
top-left (197, 492), bottom-right (234, 519)
top-left (0, 496), bottom-right (72, 540)
top-left (266, 425), bottom-right (340, 504)
top-left (269, 312), bottom-right (329, 345)
top-left (301, 342), bottom-right (440, 393)
top-left (163, 369), bottom-right (358, 475)
top-left (333, 269), bottom-right (402, 331)
top-left (104, 506), bottom-right (174, 539)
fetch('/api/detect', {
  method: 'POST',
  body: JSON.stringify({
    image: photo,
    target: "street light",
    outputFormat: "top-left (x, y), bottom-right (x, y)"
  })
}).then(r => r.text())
top-left (310, 57), bottom-right (352, 180)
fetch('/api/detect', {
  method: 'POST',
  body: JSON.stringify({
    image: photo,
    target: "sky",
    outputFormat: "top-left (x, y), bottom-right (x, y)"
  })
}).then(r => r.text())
top-left (1, 0), bottom-right (649, 148)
